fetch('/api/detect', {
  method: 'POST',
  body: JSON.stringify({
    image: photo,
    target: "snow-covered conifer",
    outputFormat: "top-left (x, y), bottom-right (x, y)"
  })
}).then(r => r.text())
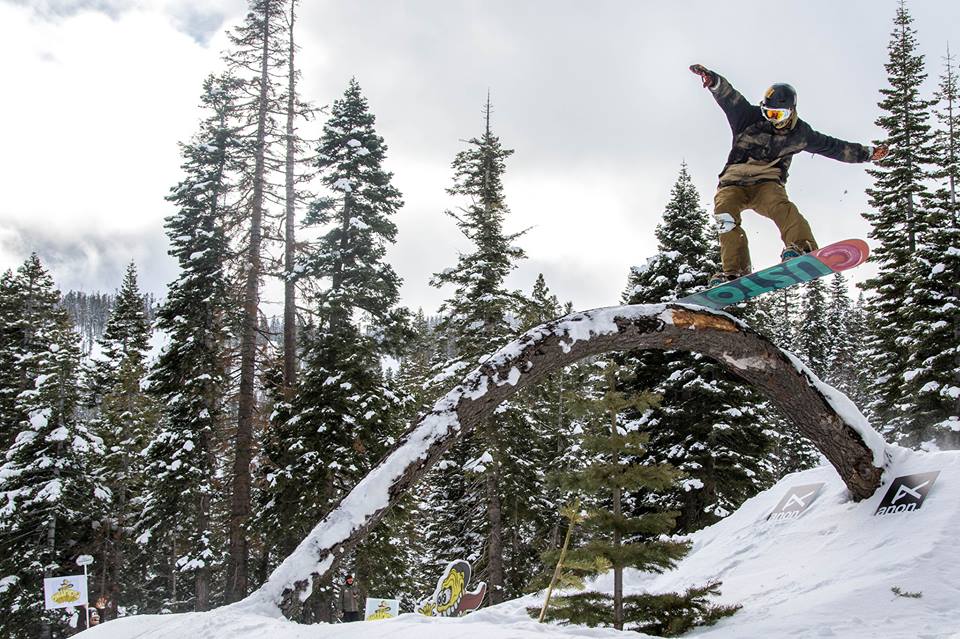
top-left (0, 255), bottom-right (102, 639)
top-left (422, 98), bottom-right (531, 604)
top-left (85, 262), bottom-right (156, 619)
top-left (899, 47), bottom-right (960, 445)
top-left (861, 0), bottom-right (937, 435)
top-left (139, 74), bottom-right (239, 612)
top-left (623, 164), bottom-right (773, 531)
top-left (258, 78), bottom-right (408, 618)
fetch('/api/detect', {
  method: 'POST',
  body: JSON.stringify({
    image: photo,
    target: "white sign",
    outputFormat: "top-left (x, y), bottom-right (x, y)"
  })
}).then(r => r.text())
top-left (767, 483), bottom-right (825, 521)
top-left (43, 574), bottom-right (88, 610)
top-left (364, 597), bottom-right (400, 621)
top-left (75, 555), bottom-right (94, 567)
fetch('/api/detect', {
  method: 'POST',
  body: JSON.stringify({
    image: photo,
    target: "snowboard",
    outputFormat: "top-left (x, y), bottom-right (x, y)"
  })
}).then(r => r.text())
top-left (678, 239), bottom-right (869, 310)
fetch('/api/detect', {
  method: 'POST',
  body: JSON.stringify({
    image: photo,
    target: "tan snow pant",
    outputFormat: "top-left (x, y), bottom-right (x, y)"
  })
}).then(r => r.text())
top-left (713, 182), bottom-right (818, 274)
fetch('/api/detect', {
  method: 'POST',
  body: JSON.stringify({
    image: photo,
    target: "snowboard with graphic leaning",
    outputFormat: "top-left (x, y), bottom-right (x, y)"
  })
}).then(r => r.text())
top-left (678, 239), bottom-right (869, 310)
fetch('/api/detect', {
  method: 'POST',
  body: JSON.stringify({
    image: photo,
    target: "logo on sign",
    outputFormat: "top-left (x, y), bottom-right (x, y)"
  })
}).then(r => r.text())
top-left (875, 471), bottom-right (940, 516)
top-left (767, 483), bottom-right (825, 521)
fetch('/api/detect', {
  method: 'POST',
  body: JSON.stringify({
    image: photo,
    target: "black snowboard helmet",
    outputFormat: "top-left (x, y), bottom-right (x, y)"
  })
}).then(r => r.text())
top-left (760, 83), bottom-right (797, 128)
top-left (761, 83), bottom-right (797, 109)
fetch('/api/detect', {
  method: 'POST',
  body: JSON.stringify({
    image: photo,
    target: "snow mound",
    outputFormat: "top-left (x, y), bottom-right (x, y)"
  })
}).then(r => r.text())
top-left (82, 446), bottom-right (960, 639)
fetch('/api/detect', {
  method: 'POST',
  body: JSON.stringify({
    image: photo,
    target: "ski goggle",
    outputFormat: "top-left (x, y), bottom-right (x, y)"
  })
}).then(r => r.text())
top-left (762, 107), bottom-right (792, 123)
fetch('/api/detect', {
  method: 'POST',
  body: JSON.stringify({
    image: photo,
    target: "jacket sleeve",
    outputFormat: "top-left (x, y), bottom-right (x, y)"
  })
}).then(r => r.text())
top-left (709, 73), bottom-right (756, 134)
top-left (804, 127), bottom-right (872, 163)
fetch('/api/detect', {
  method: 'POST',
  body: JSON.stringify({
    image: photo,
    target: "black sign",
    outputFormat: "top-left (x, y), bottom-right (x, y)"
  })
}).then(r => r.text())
top-left (767, 483), bottom-right (825, 521)
top-left (875, 471), bottom-right (940, 516)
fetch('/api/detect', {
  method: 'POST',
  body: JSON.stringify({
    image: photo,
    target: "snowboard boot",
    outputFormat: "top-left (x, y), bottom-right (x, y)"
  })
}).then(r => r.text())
top-left (780, 241), bottom-right (815, 262)
top-left (707, 271), bottom-right (746, 287)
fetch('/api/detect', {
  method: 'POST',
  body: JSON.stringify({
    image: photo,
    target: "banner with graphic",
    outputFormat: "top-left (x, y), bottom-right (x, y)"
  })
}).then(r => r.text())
top-left (43, 574), bottom-right (88, 610)
top-left (364, 597), bottom-right (400, 621)
top-left (416, 560), bottom-right (486, 617)
top-left (767, 483), bottom-right (825, 521)
top-left (875, 471), bottom-right (940, 516)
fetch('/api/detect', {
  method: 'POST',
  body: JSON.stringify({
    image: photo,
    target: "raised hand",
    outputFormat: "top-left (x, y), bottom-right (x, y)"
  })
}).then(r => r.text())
top-left (689, 64), bottom-right (717, 89)
top-left (870, 144), bottom-right (889, 162)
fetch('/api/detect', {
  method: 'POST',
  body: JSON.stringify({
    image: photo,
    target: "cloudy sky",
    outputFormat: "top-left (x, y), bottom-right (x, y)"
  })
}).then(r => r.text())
top-left (1, 0), bottom-right (957, 314)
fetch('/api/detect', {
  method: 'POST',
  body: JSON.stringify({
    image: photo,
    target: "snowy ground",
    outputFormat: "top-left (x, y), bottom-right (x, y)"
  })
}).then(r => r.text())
top-left (81, 445), bottom-right (960, 639)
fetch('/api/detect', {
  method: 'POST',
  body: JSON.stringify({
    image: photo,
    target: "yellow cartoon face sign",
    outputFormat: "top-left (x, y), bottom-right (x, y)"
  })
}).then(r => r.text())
top-left (363, 598), bottom-right (401, 621)
top-left (419, 560), bottom-right (486, 618)
top-left (51, 580), bottom-right (82, 605)
top-left (434, 567), bottom-right (466, 616)
top-left (367, 601), bottom-right (394, 621)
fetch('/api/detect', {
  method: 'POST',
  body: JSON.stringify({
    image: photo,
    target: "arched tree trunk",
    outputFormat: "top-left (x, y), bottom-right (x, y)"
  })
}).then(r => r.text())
top-left (237, 303), bottom-right (888, 616)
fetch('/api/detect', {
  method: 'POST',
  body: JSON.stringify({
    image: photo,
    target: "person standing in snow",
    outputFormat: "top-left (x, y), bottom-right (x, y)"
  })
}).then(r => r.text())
top-left (338, 573), bottom-right (363, 622)
top-left (689, 64), bottom-right (888, 285)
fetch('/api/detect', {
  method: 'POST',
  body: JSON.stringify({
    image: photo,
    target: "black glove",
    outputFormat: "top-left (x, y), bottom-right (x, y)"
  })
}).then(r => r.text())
top-left (689, 64), bottom-right (717, 89)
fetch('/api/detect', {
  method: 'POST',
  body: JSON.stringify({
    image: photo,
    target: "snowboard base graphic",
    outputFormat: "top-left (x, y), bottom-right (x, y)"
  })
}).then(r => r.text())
top-left (678, 239), bottom-right (869, 310)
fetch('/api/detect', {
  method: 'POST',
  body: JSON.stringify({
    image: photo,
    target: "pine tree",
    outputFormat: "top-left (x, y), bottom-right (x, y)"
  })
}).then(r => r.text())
top-left (900, 46), bottom-right (960, 445)
top-left (139, 73), bottom-right (239, 613)
top-left (85, 263), bottom-right (156, 620)
top-left (502, 274), bottom-right (571, 597)
top-left (623, 165), bottom-right (773, 531)
top-left (795, 278), bottom-right (830, 378)
top-left (258, 78), bottom-right (407, 620)
top-left (423, 97), bottom-right (529, 604)
top-left (533, 364), bottom-right (738, 634)
top-left (222, 0), bottom-right (290, 599)
top-left (0, 255), bottom-right (103, 639)
top-left (861, 0), bottom-right (937, 437)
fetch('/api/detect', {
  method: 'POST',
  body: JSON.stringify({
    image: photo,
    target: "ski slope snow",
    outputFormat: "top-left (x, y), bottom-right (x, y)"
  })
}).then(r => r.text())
top-left (81, 445), bottom-right (960, 639)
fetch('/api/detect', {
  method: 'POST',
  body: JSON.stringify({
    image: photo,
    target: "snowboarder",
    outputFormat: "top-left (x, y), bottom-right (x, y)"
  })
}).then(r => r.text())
top-left (338, 574), bottom-right (363, 622)
top-left (689, 64), bottom-right (888, 285)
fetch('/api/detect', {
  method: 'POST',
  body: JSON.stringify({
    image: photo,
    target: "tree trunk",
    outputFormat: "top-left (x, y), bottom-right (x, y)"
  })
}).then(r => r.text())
top-left (227, 5), bottom-right (272, 603)
top-left (282, 0), bottom-right (298, 397)
top-left (611, 406), bottom-right (623, 631)
top-left (196, 490), bottom-right (211, 611)
top-left (484, 445), bottom-right (504, 604)
top-left (241, 304), bottom-right (887, 615)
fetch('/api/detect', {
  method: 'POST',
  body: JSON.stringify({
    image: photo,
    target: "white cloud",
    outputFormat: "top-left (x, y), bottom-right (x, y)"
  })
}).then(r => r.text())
top-left (1, 0), bottom-right (956, 311)
top-left (0, 2), bottom-right (231, 289)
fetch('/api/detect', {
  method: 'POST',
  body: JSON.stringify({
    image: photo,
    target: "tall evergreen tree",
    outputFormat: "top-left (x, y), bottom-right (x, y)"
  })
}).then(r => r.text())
top-left (423, 97), bottom-right (530, 604)
top-left (222, 0), bottom-right (290, 600)
top-left (623, 165), bottom-right (773, 531)
top-left (258, 78), bottom-right (408, 620)
top-left (861, 0), bottom-right (936, 436)
top-left (900, 46), bottom-right (960, 445)
top-left (85, 263), bottom-right (156, 620)
top-left (0, 255), bottom-right (103, 639)
top-left (140, 73), bottom-right (239, 613)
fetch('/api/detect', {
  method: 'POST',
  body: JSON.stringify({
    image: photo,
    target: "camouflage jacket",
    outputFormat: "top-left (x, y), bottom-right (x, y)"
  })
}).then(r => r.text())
top-left (709, 73), bottom-right (872, 187)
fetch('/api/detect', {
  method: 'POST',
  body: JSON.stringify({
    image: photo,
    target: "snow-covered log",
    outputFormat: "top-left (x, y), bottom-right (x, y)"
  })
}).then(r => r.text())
top-left (238, 303), bottom-right (888, 616)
